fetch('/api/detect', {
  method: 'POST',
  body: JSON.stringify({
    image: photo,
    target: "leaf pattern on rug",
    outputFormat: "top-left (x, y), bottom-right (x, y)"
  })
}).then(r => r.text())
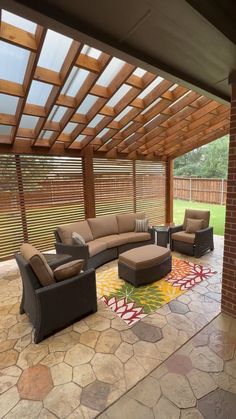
top-left (114, 282), bottom-right (165, 313)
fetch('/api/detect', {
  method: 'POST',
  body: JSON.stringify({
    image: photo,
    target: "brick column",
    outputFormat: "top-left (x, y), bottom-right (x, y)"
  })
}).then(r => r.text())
top-left (221, 76), bottom-right (236, 317)
top-left (165, 158), bottom-right (174, 225)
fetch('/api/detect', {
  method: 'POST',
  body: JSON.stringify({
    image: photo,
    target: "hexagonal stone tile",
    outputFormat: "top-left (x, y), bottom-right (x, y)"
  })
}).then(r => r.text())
top-left (120, 329), bottom-right (139, 344)
top-left (51, 362), bottom-right (72, 385)
top-left (187, 368), bottom-right (217, 399)
top-left (190, 346), bottom-right (224, 372)
top-left (168, 300), bottom-right (189, 314)
top-left (79, 330), bottom-right (99, 348)
top-left (165, 354), bottom-right (193, 375)
top-left (124, 357), bottom-right (146, 388)
top-left (96, 329), bottom-right (121, 353)
top-left (132, 321), bottom-right (163, 342)
top-left (128, 376), bottom-right (161, 407)
top-left (92, 353), bottom-right (123, 384)
top-left (44, 382), bottom-right (81, 417)
top-left (0, 350), bottom-right (18, 369)
top-left (160, 373), bottom-right (196, 408)
top-left (73, 364), bottom-right (96, 387)
top-left (153, 396), bottom-right (180, 419)
top-left (8, 322), bottom-right (32, 339)
top-left (17, 365), bottom-right (53, 400)
top-left (17, 344), bottom-right (48, 369)
top-left (0, 387), bottom-right (20, 418)
top-left (115, 342), bottom-right (133, 362)
top-left (198, 389), bottom-right (236, 419)
top-left (81, 380), bottom-right (110, 411)
top-left (181, 408), bottom-right (204, 418)
top-left (85, 314), bottom-right (110, 331)
top-left (133, 341), bottom-right (162, 359)
top-left (225, 358), bottom-right (236, 378)
top-left (48, 332), bottom-right (80, 352)
top-left (104, 396), bottom-right (154, 419)
top-left (4, 399), bottom-right (42, 419)
top-left (64, 343), bottom-right (94, 366)
top-left (209, 330), bottom-right (236, 360)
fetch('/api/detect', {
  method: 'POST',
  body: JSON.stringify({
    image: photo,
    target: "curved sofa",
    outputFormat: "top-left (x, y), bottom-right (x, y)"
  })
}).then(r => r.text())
top-left (55, 212), bottom-right (155, 269)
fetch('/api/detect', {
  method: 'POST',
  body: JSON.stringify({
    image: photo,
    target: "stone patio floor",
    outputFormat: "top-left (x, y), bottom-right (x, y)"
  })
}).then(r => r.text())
top-left (0, 235), bottom-right (232, 418)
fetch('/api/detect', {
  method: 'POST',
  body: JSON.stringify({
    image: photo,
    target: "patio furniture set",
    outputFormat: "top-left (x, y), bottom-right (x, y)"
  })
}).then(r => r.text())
top-left (15, 209), bottom-right (214, 343)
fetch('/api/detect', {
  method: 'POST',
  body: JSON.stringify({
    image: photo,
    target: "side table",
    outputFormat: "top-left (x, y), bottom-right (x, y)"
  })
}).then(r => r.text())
top-left (44, 253), bottom-right (73, 270)
top-left (152, 226), bottom-right (169, 248)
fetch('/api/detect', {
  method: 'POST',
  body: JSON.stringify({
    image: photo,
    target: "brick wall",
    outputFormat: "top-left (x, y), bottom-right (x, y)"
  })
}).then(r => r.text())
top-left (222, 83), bottom-right (236, 316)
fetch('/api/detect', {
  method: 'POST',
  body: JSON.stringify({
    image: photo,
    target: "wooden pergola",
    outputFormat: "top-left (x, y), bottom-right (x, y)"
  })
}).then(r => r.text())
top-left (0, 9), bottom-right (230, 161)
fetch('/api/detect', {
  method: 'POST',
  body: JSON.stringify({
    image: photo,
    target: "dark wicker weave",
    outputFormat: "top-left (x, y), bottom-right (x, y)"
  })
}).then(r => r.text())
top-left (169, 224), bottom-right (214, 257)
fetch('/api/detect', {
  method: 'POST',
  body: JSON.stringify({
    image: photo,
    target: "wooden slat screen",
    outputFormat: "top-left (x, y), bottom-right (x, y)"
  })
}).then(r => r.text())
top-left (94, 159), bottom-right (134, 216)
top-left (0, 154), bottom-right (84, 260)
top-left (135, 160), bottom-right (166, 225)
top-left (0, 155), bottom-right (24, 259)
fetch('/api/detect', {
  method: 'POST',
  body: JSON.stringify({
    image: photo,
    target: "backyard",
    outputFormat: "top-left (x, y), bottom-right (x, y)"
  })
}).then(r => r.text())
top-left (174, 199), bottom-right (226, 236)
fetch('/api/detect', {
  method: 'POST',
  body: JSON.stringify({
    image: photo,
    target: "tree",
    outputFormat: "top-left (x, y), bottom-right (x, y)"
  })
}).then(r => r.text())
top-left (174, 135), bottom-right (229, 178)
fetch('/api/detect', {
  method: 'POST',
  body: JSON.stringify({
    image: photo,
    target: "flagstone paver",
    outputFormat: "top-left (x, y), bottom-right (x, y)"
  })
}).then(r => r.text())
top-left (81, 380), bottom-right (110, 411)
top-left (17, 365), bottom-right (53, 400)
top-left (131, 321), bottom-right (163, 342)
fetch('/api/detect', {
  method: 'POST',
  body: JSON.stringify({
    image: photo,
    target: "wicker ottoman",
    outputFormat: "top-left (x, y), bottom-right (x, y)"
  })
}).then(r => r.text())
top-left (118, 244), bottom-right (172, 287)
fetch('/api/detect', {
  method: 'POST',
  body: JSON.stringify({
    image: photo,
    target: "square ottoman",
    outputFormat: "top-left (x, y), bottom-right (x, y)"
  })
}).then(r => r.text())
top-left (118, 244), bottom-right (172, 287)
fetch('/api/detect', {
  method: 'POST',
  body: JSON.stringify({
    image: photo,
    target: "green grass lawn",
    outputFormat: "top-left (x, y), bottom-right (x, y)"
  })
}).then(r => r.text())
top-left (174, 199), bottom-right (226, 236)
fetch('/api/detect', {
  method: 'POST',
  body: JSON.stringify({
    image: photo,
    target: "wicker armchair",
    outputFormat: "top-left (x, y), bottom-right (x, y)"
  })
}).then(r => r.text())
top-left (169, 209), bottom-right (214, 258)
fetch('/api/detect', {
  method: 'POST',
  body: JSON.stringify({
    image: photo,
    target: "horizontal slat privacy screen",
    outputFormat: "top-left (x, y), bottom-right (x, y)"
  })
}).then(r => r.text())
top-left (136, 161), bottom-right (166, 225)
top-left (94, 159), bottom-right (134, 216)
top-left (0, 154), bottom-right (84, 259)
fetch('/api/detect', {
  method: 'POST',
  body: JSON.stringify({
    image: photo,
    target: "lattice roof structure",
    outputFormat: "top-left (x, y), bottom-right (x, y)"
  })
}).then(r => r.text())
top-left (0, 9), bottom-right (230, 160)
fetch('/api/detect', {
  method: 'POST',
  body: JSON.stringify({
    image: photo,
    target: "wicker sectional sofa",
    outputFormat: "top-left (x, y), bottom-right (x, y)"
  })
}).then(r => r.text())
top-left (55, 212), bottom-right (155, 269)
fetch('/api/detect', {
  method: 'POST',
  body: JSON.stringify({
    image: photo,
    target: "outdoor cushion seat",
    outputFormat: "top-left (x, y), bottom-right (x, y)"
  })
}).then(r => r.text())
top-left (119, 232), bottom-right (151, 243)
top-left (57, 220), bottom-right (93, 245)
top-left (88, 240), bottom-right (107, 257)
top-left (95, 234), bottom-right (128, 248)
top-left (87, 215), bottom-right (119, 239)
top-left (119, 244), bottom-right (171, 270)
top-left (171, 231), bottom-right (195, 244)
top-left (116, 212), bottom-right (146, 233)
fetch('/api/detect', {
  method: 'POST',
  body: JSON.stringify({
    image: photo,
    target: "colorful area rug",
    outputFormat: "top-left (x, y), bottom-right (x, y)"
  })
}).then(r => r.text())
top-left (96, 258), bottom-right (217, 326)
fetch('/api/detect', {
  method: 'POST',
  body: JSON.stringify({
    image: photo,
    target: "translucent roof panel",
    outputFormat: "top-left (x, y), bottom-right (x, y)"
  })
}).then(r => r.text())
top-left (61, 68), bottom-right (90, 97)
top-left (38, 30), bottom-right (73, 72)
top-left (141, 97), bottom-right (162, 114)
top-left (48, 106), bottom-right (68, 122)
top-left (133, 67), bottom-right (146, 77)
top-left (76, 95), bottom-right (98, 115)
top-left (0, 125), bottom-right (12, 135)
top-left (107, 84), bottom-right (132, 107)
top-left (75, 134), bottom-right (86, 142)
top-left (0, 41), bottom-right (30, 83)
top-left (87, 114), bottom-right (104, 128)
top-left (120, 121), bottom-right (133, 133)
top-left (39, 130), bottom-right (54, 140)
top-left (62, 122), bottom-right (78, 134)
top-left (81, 45), bottom-right (101, 59)
top-left (96, 58), bottom-right (125, 87)
top-left (138, 76), bottom-right (164, 99)
top-left (169, 83), bottom-right (179, 91)
top-left (114, 106), bottom-right (133, 122)
top-left (96, 128), bottom-right (110, 138)
top-left (19, 115), bottom-right (39, 129)
top-left (0, 94), bottom-right (19, 115)
top-left (2, 10), bottom-right (37, 33)
top-left (26, 81), bottom-right (53, 106)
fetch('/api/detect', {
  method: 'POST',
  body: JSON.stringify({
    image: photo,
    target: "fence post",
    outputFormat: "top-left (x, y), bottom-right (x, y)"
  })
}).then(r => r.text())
top-left (189, 178), bottom-right (192, 201)
top-left (220, 178), bottom-right (224, 205)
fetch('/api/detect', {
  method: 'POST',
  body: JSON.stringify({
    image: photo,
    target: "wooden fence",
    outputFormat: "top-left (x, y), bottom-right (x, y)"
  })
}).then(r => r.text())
top-left (174, 177), bottom-right (227, 205)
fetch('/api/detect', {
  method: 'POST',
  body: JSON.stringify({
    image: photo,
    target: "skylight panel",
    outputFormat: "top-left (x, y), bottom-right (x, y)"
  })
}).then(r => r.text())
top-left (120, 121), bottom-right (133, 132)
top-left (2, 10), bottom-right (37, 33)
top-left (26, 81), bottom-right (53, 106)
top-left (107, 84), bottom-right (132, 107)
top-left (97, 58), bottom-right (125, 87)
top-left (63, 122), bottom-right (78, 134)
top-left (141, 97), bottom-right (162, 114)
top-left (114, 106), bottom-right (133, 122)
top-left (81, 45), bottom-right (101, 59)
top-left (96, 128), bottom-right (110, 138)
top-left (88, 114), bottom-right (104, 128)
top-left (76, 95), bottom-right (98, 115)
top-left (0, 94), bottom-right (19, 115)
top-left (48, 106), bottom-right (68, 122)
top-left (75, 134), bottom-right (86, 142)
top-left (169, 83), bottom-right (179, 91)
top-left (39, 130), bottom-right (54, 140)
top-left (38, 30), bottom-right (73, 72)
top-left (19, 115), bottom-right (39, 129)
top-left (138, 76), bottom-right (164, 99)
top-left (0, 125), bottom-right (12, 136)
top-left (133, 67), bottom-right (146, 77)
top-left (0, 41), bottom-right (30, 83)
top-left (61, 68), bottom-right (89, 96)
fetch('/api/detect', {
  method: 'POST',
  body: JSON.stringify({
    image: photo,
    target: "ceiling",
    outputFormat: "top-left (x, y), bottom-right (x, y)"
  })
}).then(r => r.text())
top-left (0, 1), bottom-right (231, 159)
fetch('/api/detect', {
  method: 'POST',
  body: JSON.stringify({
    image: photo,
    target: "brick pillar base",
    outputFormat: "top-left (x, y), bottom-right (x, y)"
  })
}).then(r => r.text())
top-left (221, 80), bottom-right (236, 316)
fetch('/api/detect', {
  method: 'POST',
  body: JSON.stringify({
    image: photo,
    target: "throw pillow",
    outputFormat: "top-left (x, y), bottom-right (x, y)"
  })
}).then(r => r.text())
top-left (54, 259), bottom-right (84, 282)
top-left (135, 218), bottom-right (149, 232)
top-left (20, 243), bottom-right (55, 287)
top-left (185, 218), bottom-right (203, 234)
top-left (72, 232), bottom-right (86, 245)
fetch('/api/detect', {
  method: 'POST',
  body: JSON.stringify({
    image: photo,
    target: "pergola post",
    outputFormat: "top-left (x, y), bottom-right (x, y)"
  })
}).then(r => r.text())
top-left (221, 72), bottom-right (236, 317)
top-left (82, 146), bottom-right (96, 219)
top-left (165, 158), bottom-right (174, 225)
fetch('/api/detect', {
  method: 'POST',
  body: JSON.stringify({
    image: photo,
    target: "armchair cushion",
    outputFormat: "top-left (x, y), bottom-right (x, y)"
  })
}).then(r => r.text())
top-left (171, 231), bottom-right (195, 244)
top-left (116, 212), bottom-right (146, 233)
top-left (20, 243), bottom-right (55, 287)
top-left (186, 218), bottom-right (204, 234)
top-left (54, 259), bottom-right (84, 282)
top-left (183, 209), bottom-right (210, 229)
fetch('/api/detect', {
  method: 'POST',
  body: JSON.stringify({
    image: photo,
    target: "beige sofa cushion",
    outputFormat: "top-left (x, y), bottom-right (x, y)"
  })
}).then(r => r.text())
top-left (119, 244), bottom-right (171, 270)
top-left (186, 218), bottom-right (203, 234)
top-left (20, 243), bottom-right (55, 287)
top-left (54, 259), bottom-right (84, 282)
top-left (95, 235), bottom-right (127, 249)
top-left (87, 215), bottom-right (118, 239)
top-left (88, 240), bottom-right (107, 257)
top-left (116, 212), bottom-right (146, 233)
top-left (57, 221), bottom-right (93, 244)
top-left (171, 231), bottom-right (195, 244)
top-left (183, 209), bottom-right (210, 229)
top-left (119, 232), bottom-right (151, 243)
